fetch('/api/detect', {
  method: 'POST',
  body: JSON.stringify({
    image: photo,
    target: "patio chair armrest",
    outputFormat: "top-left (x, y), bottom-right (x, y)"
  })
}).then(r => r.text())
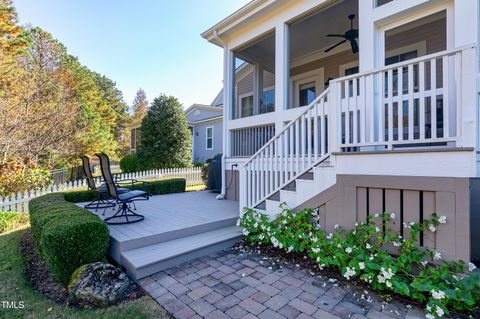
top-left (116, 179), bottom-right (149, 191)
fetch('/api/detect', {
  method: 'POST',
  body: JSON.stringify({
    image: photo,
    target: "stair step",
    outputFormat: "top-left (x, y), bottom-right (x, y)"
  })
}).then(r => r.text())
top-left (297, 171), bottom-right (314, 180)
top-left (122, 226), bottom-right (242, 280)
top-left (282, 180), bottom-right (296, 191)
top-left (255, 201), bottom-right (266, 210)
top-left (119, 216), bottom-right (239, 251)
top-left (268, 192), bottom-right (281, 201)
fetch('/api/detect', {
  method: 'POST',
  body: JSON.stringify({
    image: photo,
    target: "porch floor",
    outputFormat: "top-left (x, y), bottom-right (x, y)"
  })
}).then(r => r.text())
top-left (78, 191), bottom-right (241, 279)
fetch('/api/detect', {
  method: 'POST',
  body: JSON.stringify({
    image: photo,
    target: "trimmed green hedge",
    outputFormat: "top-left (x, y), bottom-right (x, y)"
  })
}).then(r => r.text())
top-left (28, 177), bottom-right (186, 284)
top-left (63, 177), bottom-right (186, 203)
top-left (29, 194), bottom-right (109, 284)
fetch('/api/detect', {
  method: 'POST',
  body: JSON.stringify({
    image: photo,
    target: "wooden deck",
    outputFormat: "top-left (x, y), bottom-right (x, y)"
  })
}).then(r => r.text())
top-left (78, 191), bottom-right (241, 279)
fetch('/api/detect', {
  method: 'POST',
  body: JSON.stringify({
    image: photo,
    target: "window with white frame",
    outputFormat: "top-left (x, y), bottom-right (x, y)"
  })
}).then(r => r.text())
top-left (206, 126), bottom-right (213, 150)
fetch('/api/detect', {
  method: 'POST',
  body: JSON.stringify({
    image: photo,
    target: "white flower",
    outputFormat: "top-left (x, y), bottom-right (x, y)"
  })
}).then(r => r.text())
top-left (334, 224), bottom-right (339, 229)
top-left (390, 213), bottom-right (396, 219)
top-left (425, 314), bottom-right (435, 319)
top-left (355, 222), bottom-right (359, 227)
top-left (236, 219), bottom-right (241, 226)
top-left (431, 290), bottom-right (445, 300)
top-left (254, 222), bottom-right (258, 228)
top-left (468, 262), bottom-right (477, 272)
top-left (343, 267), bottom-right (356, 280)
top-left (374, 213), bottom-right (379, 218)
top-left (393, 241), bottom-right (401, 247)
top-left (345, 247), bottom-right (352, 254)
top-left (242, 229), bottom-right (250, 236)
top-left (327, 233), bottom-right (333, 240)
top-left (421, 260), bottom-right (428, 266)
top-left (410, 222), bottom-right (416, 226)
top-left (429, 224), bottom-right (437, 232)
top-left (337, 244), bottom-right (342, 249)
top-left (377, 275), bottom-right (386, 283)
top-left (380, 267), bottom-right (394, 280)
top-left (312, 247), bottom-right (320, 254)
top-left (435, 305), bottom-right (444, 317)
top-left (258, 234), bottom-right (264, 240)
top-left (358, 262), bottom-right (365, 270)
top-left (438, 216), bottom-right (447, 224)
top-left (375, 227), bottom-right (380, 233)
top-left (385, 280), bottom-right (392, 288)
top-left (365, 243), bottom-right (372, 250)
top-left (432, 251), bottom-right (442, 261)
top-left (287, 245), bottom-right (294, 253)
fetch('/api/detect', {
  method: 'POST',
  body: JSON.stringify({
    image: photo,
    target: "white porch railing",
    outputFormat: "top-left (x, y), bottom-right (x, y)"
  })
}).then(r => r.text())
top-left (231, 124), bottom-right (276, 157)
top-left (240, 45), bottom-right (476, 211)
top-left (0, 167), bottom-right (203, 213)
top-left (241, 89), bottom-right (330, 209)
top-left (332, 45), bottom-right (475, 150)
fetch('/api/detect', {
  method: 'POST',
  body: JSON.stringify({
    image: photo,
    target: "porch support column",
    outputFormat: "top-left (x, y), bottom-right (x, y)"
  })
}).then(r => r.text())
top-left (220, 46), bottom-right (235, 198)
top-left (253, 63), bottom-right (264, 116)
top-left (275, 22), bottom-right (290, 131)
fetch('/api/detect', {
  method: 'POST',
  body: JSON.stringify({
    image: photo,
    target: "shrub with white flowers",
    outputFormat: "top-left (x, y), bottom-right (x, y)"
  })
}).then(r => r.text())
top-left (238, 206), bottom-right (480, 319)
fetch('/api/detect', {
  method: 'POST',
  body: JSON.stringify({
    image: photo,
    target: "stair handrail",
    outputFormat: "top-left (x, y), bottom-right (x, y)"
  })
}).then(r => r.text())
top-left (243, 87), bottom-right (330, 168)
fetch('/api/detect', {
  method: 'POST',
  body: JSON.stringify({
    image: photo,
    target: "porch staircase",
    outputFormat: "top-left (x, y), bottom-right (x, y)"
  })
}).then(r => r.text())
top-left (241, 46), bottom-right (474, 214)
top-left (241, 88), bottom-right (336, 213)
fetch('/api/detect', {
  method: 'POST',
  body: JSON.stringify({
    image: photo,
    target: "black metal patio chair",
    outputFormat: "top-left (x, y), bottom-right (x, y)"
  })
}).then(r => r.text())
top-left (96, 152), bottom-right (150, 224)
top-left (79, 155), bottom-right (119, 213)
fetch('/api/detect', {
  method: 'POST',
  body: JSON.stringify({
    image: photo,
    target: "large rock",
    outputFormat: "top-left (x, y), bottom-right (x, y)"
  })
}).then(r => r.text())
top-left (68, 262), bottom-right (132, 307)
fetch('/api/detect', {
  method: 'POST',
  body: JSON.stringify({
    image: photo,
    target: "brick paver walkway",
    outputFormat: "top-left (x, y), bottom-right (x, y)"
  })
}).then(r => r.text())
top-left (138, 247), bottom-right (427, 319)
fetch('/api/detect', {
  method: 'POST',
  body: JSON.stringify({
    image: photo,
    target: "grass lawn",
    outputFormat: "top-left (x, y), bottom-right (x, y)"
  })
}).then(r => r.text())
top-left (0, 225), bottom-right (171, 319)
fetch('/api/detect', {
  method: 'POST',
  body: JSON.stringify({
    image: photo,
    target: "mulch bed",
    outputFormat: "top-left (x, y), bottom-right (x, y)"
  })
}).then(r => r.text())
top-left (19, 230), bottom-right (144, 308)
top-left (234, 240), bottom-right (477, 319)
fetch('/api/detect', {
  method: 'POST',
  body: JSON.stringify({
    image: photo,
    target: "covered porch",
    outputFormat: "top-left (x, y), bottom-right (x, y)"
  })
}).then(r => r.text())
top-left (221, 0), bottom-right (476, 158)
top-left (79, 191), bottom-right (241, 280)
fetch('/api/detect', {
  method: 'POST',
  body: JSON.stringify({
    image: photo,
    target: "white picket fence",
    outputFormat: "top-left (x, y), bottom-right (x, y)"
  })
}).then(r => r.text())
top-left (0, 167), bottom-right (204, 213)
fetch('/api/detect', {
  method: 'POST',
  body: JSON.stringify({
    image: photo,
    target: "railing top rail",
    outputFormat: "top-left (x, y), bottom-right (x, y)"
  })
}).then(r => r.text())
top-left (331, 44), bottom-right (476, 84)
top-left (243, 87), bottom-right (330, 167)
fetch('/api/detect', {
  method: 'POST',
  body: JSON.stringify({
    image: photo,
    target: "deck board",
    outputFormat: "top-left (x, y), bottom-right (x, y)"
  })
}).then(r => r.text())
top-left (78, 191), bottom-right (239, 244)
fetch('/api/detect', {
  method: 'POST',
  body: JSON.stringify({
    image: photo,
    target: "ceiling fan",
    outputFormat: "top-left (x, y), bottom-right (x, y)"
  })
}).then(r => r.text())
top-left (324, 14), bottom-right (359, 54)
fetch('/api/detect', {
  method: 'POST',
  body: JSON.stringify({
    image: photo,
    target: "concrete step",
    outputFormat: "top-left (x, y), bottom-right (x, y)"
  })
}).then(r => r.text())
top-left (118, 216), bottom-right (239, 252)
top-left (122, 226), bottom-right (242, 280)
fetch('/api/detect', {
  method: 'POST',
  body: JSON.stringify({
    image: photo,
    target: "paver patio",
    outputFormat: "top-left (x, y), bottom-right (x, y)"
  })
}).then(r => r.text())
top-left (138, 246), bottom-right (428, 319)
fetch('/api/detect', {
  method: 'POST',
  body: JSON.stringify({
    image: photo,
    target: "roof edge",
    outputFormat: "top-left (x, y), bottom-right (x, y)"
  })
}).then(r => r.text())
top-left (201, 0), bottom-right (273, 47)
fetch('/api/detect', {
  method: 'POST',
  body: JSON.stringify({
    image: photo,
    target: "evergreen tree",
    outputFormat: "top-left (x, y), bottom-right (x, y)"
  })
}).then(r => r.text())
top-left (131, 88), bottom-right (148, 120)
top-left (137, 95), bottom-right (191, 169)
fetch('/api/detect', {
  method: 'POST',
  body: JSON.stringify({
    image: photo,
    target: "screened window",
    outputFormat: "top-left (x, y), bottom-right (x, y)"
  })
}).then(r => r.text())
top-left (299, 82), bottom-right (316, 106)
top-left (206, 127), bottom-right (213, 150)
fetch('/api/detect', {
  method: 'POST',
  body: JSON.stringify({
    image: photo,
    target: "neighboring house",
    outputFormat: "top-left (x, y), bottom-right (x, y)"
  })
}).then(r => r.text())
top-left (184, 104), bottom-right (223, 163)
top-left (126, 118), bottom-right (142, 154)
top-left (203, 0), bottom-right (480, 262)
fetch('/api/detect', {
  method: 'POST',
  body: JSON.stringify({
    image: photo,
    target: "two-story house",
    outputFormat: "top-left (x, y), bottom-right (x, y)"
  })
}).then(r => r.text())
top-left (203, 0), bottom-right (480, 263)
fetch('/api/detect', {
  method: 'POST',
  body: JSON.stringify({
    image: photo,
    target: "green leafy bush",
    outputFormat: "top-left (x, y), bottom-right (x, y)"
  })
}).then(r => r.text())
top-left (29, 194), bottom-right (109, 284)
top-left (239, 206), bottom-right (480, 319)
top-left (193, 162), bottom-right (205, 168)
top-left (0, 159), bottom-right (52, 197)
top-left (119, 154), bottom-right (138, 173)
top-left (0, 211), bottom-right (29, 233)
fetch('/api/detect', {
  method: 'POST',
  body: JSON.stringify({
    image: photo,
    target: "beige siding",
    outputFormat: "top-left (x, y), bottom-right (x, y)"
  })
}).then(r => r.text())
top-left (386, 17), bottom-right (446, 55)
top-left (291, 49), bottom-right (358, 79)
top-left (297, 174), bottom-right (472, 262)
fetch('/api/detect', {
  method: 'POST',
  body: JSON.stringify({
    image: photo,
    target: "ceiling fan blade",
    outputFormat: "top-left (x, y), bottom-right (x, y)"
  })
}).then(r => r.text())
top-left (326, 34), bottom-right (347, 38)
top-left (350, 39), bottom-right (359, 54)
top-left (325, 39), bottom-right (347, 53)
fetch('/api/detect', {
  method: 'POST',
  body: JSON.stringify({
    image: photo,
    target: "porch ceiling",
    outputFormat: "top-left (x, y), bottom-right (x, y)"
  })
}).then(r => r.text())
top-left (234, 0), bottom-right (358, 70)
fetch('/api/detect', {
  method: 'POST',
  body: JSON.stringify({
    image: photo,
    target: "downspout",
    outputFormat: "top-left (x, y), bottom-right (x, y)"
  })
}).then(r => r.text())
top-left (214, 30), bottom-right (228, 200)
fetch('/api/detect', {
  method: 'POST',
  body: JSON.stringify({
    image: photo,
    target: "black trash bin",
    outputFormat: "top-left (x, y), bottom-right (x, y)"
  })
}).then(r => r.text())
top-left (207, 157), bottom-right (222, 192)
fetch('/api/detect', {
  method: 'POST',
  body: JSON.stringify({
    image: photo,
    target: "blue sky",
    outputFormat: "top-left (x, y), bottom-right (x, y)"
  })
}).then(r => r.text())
top-left (14, 0), bottom-right (250, 109)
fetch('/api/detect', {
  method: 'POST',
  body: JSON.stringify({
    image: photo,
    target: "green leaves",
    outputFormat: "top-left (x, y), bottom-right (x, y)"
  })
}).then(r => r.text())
top-left (239, 207), bottom-right (480, 318)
